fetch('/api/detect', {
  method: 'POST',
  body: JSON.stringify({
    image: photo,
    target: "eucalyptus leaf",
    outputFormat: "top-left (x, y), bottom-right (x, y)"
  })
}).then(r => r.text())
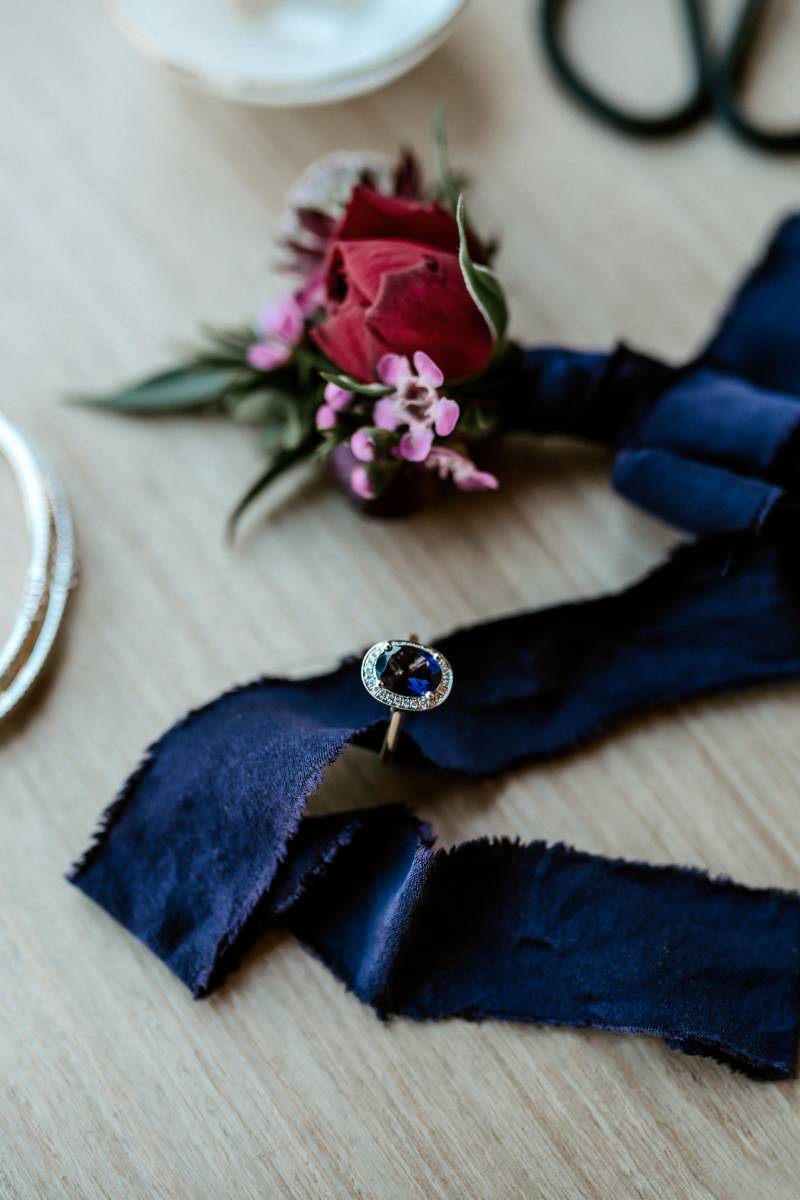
top-left (226, 437), bottom-right (317, 542)
top-left (431, 104), bottom-right (460, 214)
top-left (282, 402), bottom-right (313, 451)
top-left (191, 354), bottom-right (252, 370)
top-left (75, 366), bottom-right (241, 414)
top-left (299, 344), bottom-right (337, 371)
top-left (312, 437), bottom-right (338, 461)
top-left (229, 387), bottom-right (296, 426)
top-left (296, 344), bottom-right (332, 392)
top-left (320, 371), bottom-right (392, 397)
top-left (260, 421), bottom-right (289, 453)
top-left (456, 195), bottom-right (508, 347)
top-left (199, 325), bottom-right (256, 357)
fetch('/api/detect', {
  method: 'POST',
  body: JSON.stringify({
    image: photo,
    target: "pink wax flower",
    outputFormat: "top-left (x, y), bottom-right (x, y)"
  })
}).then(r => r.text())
top-left (373, 351), bottom-right (460, 463)
top-left (315, 404), bottom-right (338, 431)
top-left (295, 270), bottom-right (326, 318)
top-left (316, 382), bottom-right (353, 433)
top-left (323, 382), bottom-right (353, 411)
top-left (247, 294), bottom-right (305, 372)
top-left (350, 427), bottom-right (376, 462)
top-left (424, 445), bottom-right (499, 491)
top-left (350, 465), bottom-right (376, 500)
top-left (247, 342), bottom-right (292, 372)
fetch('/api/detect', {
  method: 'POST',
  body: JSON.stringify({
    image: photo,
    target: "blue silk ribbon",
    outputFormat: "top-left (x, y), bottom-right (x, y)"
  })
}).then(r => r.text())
top-left (520, 215), bottom-right (800, 536)
top-left (71, 216), bottom-right (800, 1079)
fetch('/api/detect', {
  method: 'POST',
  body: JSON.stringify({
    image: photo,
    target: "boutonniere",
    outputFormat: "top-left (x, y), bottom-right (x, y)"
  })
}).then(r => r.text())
top-left (83, 113), bottom-right (515, 537)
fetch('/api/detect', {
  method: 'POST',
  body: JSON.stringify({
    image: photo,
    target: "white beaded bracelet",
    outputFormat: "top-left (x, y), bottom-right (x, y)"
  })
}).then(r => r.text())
top-left (0, 413), bottom-right (76, 722)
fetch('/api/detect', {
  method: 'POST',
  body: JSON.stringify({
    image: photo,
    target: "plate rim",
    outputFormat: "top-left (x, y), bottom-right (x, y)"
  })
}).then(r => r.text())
top-left (108, 0), bottom-right (469, 104)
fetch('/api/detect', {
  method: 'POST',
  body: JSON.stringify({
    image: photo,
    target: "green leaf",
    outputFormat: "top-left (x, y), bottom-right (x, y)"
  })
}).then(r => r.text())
top-left (74, 366), bottom-right (241, 414)
top-left (295, 343), bottom-right (333, 391)
top-left (320, 371), bottom-right (392, 397)
top-left (229, 387), bottom-right (296, 426)
top-left (281, 401), bottom-right (313, 451)
top-left (431, 104), bottom-right (460, 214)
top-left (260, 420), bottom-right (289, 453)
top-left (226, 438), bottom-right (317, 543)
top-left (312, 437), bottom-right (338, 462)
top-left (453, 400), bottom-right (497, 440)
top-left (198, 325), bottom-right (257, 361)
top-left (456, 195), bottom-right (508, 347)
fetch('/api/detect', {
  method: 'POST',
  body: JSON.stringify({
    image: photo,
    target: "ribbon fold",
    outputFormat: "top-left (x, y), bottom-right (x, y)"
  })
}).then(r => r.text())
top-left (72, 215), bottom-right (800, 1080)
top-left (519, 215), bottom-right (800, 537)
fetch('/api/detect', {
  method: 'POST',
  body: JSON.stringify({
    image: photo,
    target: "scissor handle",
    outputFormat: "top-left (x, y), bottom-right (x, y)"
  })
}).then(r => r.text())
top-left (538, 0), bottom-right (711, 139)
top-left (713, 0), bottom-right (800, 153)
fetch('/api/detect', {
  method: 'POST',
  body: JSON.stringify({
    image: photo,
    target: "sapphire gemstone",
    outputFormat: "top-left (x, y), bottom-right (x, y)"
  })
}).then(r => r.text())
top-left (375, 644), bottom-right (442, 700)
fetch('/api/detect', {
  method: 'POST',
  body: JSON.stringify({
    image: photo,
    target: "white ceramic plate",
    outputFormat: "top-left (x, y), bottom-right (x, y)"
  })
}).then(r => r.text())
top-left (110, 0), bottom-right (469, 106)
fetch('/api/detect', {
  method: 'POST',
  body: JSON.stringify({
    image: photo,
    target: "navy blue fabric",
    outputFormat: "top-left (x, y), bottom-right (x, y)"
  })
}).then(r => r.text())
top-left (71, 536), bottom-right (800, 1077)
top-left (634, 369), bottom-right (800, 472)
top-left (612, 448), bottom-right (780, 534)
top-left (285, 812), bottom-right (800, 1079)
top-left (705, 214), bottom-right (800, 394)
top-left (517, 215), bottom-right (800, 537)
top-left (71, 214), bottom-right (800, 1080)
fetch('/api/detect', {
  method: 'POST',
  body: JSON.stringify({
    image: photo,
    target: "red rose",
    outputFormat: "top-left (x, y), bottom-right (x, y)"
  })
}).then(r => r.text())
top-left (310, 187), bottom-right (494, 383)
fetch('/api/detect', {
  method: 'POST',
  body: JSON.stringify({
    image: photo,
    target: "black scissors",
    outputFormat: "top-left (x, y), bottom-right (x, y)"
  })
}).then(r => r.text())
top-left (539, 0), bottom-right (800, 153)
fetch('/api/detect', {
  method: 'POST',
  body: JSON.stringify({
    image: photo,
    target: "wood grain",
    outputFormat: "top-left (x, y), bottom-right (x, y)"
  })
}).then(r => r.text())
top-left (3, 1), bottom-right (800, 1196)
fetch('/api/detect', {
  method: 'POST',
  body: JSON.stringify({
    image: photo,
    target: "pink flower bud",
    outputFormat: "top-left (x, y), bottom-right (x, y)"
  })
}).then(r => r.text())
top-left (323, 382), bottom-right (353, 411)
top-left (315, 404), bottom-right (338, 431)
top-left (350, 427), bottom-right (376, 462)
top-left (350, 465), bottom-right (376, 500)
top-left (247, 342), bottom-right (292, 372)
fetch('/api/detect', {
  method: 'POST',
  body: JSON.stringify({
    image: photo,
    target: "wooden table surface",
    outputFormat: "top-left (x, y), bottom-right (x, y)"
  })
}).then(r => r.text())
top-left (4, 2), bottom-right (800, 1196)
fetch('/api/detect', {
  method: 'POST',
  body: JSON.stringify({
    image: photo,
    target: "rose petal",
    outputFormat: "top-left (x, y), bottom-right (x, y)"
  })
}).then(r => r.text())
top-left (413, 351), bottom-right (444, 389)
top-left (398, 428), bottom-right (434, 462)
top-left (332, 241), bottom-right (424, 308)
top-left (310, 307), bottom-right (374, 382)
top-left (336, 186), bottom-right (485, 260)
top-left (376, 353), bottom-right (412, 389)
top-left (366, 255), bottom-right (495, 382)
top-left (433, 396), bottom-right (460, 437)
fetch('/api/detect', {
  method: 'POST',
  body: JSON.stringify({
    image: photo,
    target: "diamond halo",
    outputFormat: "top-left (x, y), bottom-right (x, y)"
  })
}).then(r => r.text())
top-left (361, 640), bottom-right (453, 713)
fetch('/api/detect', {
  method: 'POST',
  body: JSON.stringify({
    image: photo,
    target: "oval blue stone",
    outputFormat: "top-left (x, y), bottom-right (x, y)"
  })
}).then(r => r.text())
top-left (375, 644), bottom-right (442, 699)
